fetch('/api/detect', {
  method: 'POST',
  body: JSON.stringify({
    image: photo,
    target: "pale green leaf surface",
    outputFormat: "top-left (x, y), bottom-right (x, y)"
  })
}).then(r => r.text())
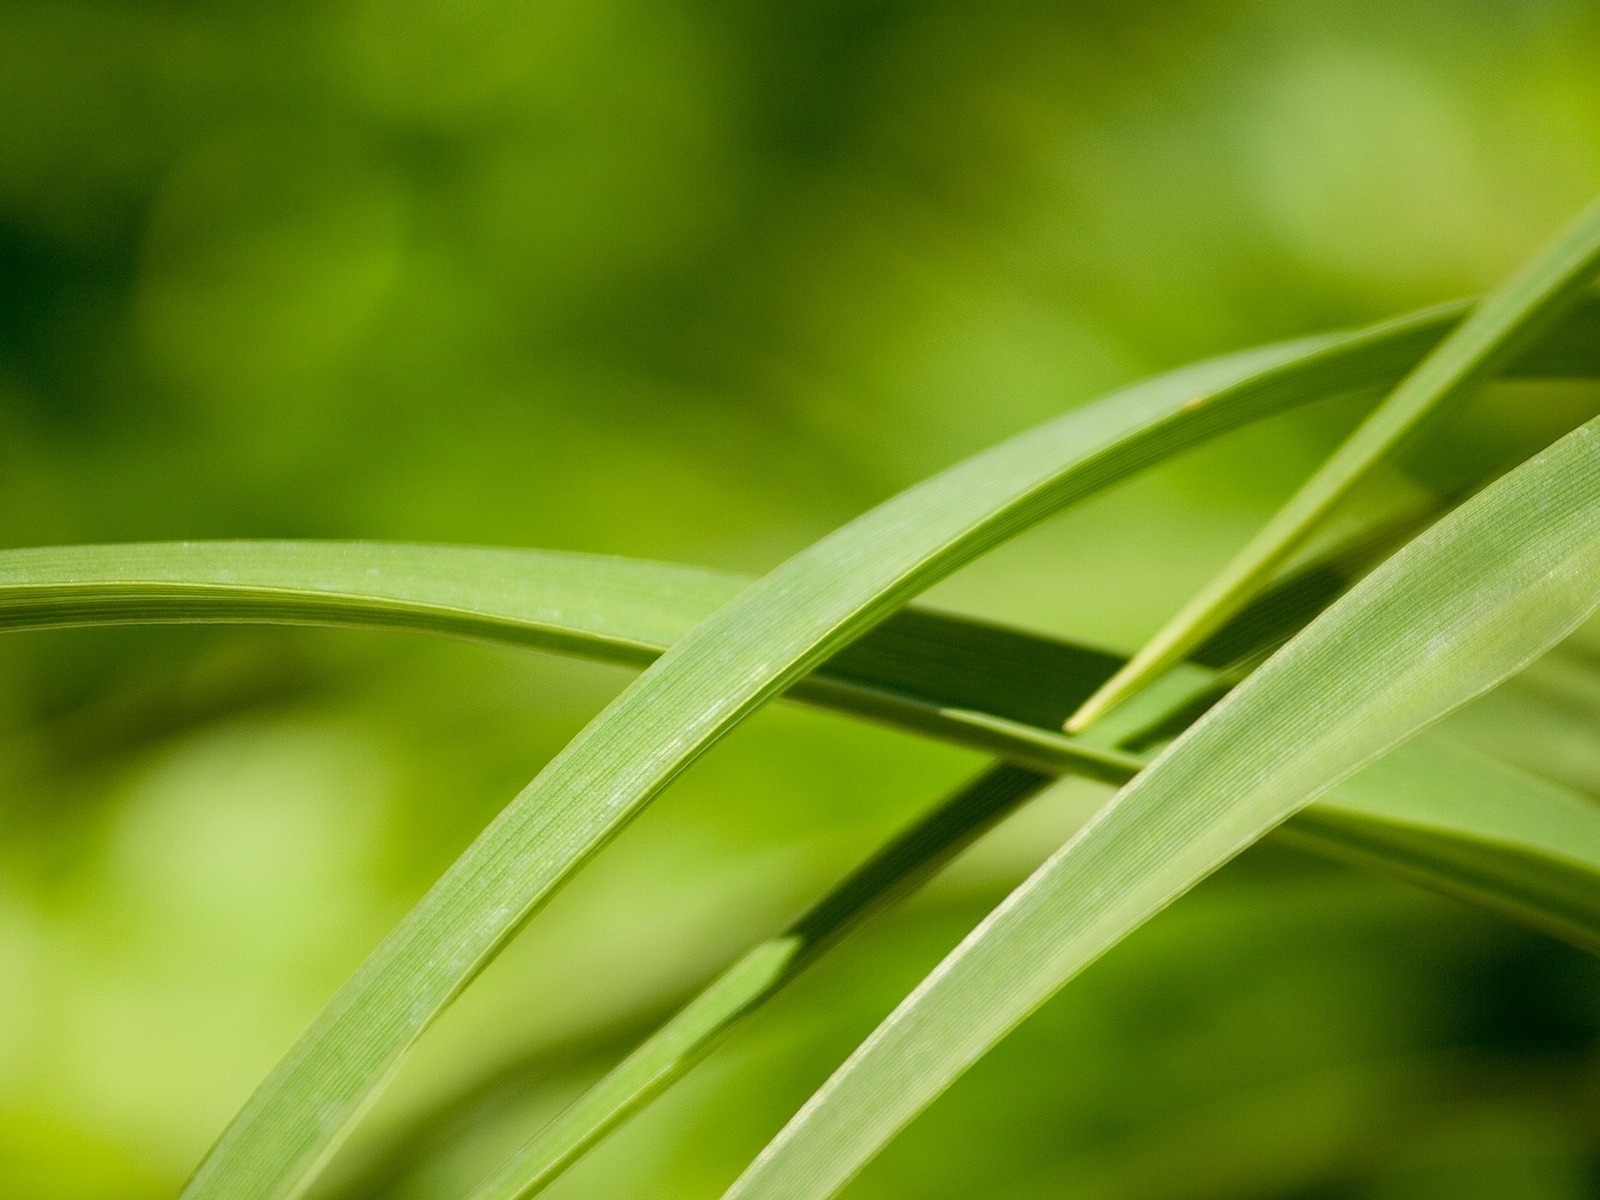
top-left (0, 541), bottom-right (1132, 782)
top-left (465, 763), bottom-right (1055, 1200)
top-left (723, 415), bottom-right (1600, 1200)
top-left (1069, 198), bottom-right (1600, 731)
top-left (468, 734), bottom-right (1600, 1200)
top-left (176, 335), bottom-right (1337, 1200)
top-left (172, 312), bottom-right (1409, 1200)
top-left (0, 540), bottom-right (739, 666)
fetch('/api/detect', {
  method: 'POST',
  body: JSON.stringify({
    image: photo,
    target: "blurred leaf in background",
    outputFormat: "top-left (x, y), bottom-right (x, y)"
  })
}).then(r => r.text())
top-left (2, 0), bottom-right (1600, 1198)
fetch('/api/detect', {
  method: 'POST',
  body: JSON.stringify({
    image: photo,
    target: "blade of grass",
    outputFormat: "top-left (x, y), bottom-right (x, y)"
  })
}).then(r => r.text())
top-left (723, 413), bottom-right (1600, 1200)
top-left (138, 290), bottom-right (1598, 1200)
top-left (0, 508), bottom-right (1484, 775)
top-left (1283, 741), bottom-right (1600, 955)
top-left (175, 336), bottom-right (1316, 1200)
top-left (465, 762), bottom-right (1055, 1200)
top-left (319, 730), bottom-right (1600, 1200)
top-left (1067, 197), bottom-right (1600, 732)
top-left (458, 738), bottom-right (1600, 1200)
top-left (179, 306), bottom-right (1468, 1200)
top-left (10, 538), bottom-right (1600, 963)
top-left (29, 541), bottom-right (1600, 1200)
top-left (466, 711), bottom-right (1600, 1200)
top-left (0, 542), bottom-right (1132, 782)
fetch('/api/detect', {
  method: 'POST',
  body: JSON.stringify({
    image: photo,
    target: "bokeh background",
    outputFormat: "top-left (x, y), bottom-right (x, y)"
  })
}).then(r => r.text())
top-left (4, 0), bottom-right (1600, 1196)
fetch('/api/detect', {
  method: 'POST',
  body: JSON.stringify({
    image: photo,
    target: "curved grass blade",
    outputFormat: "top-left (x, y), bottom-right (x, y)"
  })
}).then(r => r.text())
top-left (465, 678), bottom-right (1600, 1200)
top-left (167, 294), bottom-right (1600, 1200)
top-left (466, 763), bottom-right (1054, 1200)
top-left (25, 542), bottom-right (1600, 1198)
top-left (1067, 197), bottom-right (1600, 732)
top-left (350, 742), bottom-right (1600, 1200)
top-left (1283, 740), bottom-right (1600, 955)
top-left (723, 415), bottom-right (1600, 1200)
top-left (0, 541), bottom-right (742, 667)
top-left (0, 542), bottom-right (1130, 782)
top-left (12, 538), bottom-right (1596, 959)
top-left (166, 329), bottom-right (1393, 1199)
top-left (176, 338), bottom-right (1318, 1200)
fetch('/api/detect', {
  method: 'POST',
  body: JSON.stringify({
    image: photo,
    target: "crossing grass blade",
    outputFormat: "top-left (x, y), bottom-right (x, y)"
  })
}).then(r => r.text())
top-left (14, 538), bottom-right (1596, 957)
top-left (147, 293), bottom-right (1600, 1200)
top-left (461, 736), bottom-right (1600, 1200)
top-left (0, 525), bottom-right (1437, 785)
top-left (722, 414), bottom-right (1600, 1200)
top-left (0, 541), bottom-right (1133, 782)
top-left (1283, 740), bottom-right (1600, 955)
top-left (1067, 197), bottom-right (1600, 733)
top-left (15, 535), bottom-right (1600, 1198)
top-left (464, 762), bottom-right (1056, 1200)
top-left (333, 731), bottom-right (1600, 1200)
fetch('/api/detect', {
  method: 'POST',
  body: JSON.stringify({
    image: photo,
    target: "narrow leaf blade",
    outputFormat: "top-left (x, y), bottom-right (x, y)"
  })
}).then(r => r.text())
top-left (180, 308), bottom-right (1473, 1200)
top-left (725, 415), bottom-right (1600, 1200)
top-left (1069, 198), bottom-right (1600, 731)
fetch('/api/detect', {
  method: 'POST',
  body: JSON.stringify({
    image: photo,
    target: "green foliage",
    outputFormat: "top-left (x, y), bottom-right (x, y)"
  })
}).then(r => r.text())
top-left (726, 409), bottom-right (1600, 1200)
top-left (7, 6), bottom-right (1600, 1200)
top-left (1069, 196), bottom-right (1600, 730)
top-left (6, 267), bottom-right (1600, 1200)
top-left (170, 287), bottom-right (1600, 1200)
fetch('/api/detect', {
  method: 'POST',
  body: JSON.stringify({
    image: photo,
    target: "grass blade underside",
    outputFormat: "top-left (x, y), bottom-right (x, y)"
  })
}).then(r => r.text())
top-left (723, 415), bottom-right (1600, 1200)
top-left (326, 734), bottom-right (1600, 1200)
top-left (1068, 198), bottom-right (1600, 732)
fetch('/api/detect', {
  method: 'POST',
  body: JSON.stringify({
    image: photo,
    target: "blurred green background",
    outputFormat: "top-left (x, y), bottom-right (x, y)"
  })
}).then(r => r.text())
top-left (3, 0), bottom-right (1600, 1197)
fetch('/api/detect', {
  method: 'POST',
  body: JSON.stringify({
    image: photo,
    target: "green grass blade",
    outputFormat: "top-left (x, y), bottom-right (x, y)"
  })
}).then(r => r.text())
top-left (346, 732), bottom-right (1600, 1200)
top-left (368, 733), bottom-right (1600, 1200)
top-left (31, 541), bottom-right (1600, 1199)
top-left (1067, 198), bottom-right (1600, 732)
top-left (84, 289), bottom-right (1576, 1200)
top-left (723, 414), bottom-right (1600, 1200)
top-left (173, 345), bottom-right (1299, 1200)
top-left (0, 541), bottom-right (741, 664)
top-left (9, 538), bottom-right (1600, 952)
top-left (0, 542), bottom-right (1132, 782)
top-left (1285, 740), bottom-right (1600, 955)
top-left (471, 563), bottom-right (1600, 1200)
top-left (179, 299), bottom-right (1510, 1200)
top-left (467, 763), bottom-right (1053, 1200)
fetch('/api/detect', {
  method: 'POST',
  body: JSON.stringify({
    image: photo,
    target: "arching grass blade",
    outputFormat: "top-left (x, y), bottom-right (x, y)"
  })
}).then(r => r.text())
top-left (1067, 198), bottom-right (1600, 732)
top-left (150, 290), bottom-right (1599, 1200)
top-left (724, 413), bottom-right (1600, 1200)
top-left (27, 539), bottom-right (1600, 1199)
top-left (465, 763), bottom-right (1054, 1200)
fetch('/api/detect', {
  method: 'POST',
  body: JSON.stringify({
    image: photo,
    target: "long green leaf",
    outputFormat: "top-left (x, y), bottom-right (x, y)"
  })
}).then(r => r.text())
top-left (1283, 740), bottom-right (1600, 955)
top-left (18, 539), bottom-right (1598, 943)
top-left (0, 541), bottom-right (1134, 783)
top-left (463, 735), bottom-right (1600, 1200)
top-left (0, 529), bottom-right (1424, 784)
top-left (465, 763), bottom-right (1055, 1200)
top-left (723, 414), bottom-right (1600, 1200)
top-left (170, 340), bottom-right (1299, 1200)
top-left (166, 294), bottom-right (1600, 1200)
top-left (1067, 197), bottom-right (1600, 731)
top-left (19, 542), bottom-right (1600, 1197)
